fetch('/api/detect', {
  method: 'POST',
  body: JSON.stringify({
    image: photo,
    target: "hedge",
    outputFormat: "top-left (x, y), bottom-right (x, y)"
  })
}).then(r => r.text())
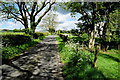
top-left (2, 34), bottom-right (31, 47)
top-left (33, 32), bottom-right (50, 39)
top-left (33, 32), bottom-right (44, 39)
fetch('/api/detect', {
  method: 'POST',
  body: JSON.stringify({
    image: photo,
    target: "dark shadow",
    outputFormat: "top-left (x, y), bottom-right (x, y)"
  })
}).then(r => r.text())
top-left (2, 35), bottom-right (62, 79)
top-left (99, 54), bottom-right (120, 62)
top-left (63, 60), bottom-right (107, 80)
top-left (2, 60), bottom-right (33, 80)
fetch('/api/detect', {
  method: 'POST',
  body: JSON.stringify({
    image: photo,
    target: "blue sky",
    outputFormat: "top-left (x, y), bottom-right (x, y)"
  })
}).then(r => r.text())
top-left (0, 3), bottom-right (81, 31)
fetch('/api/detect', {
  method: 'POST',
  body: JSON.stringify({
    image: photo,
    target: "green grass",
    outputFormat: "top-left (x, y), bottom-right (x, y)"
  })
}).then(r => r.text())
top-left (2, 36), bottom-right (46, 60)
top-left (0, 32), bottom-right (25, 35)
top-left (97, 53), bottom-right (120, 79)
top-left (56, 35), bottom-right (120, 80)
top-left (2, 39), bottom-right (40, 59)
top-left (56, 36), bottom-right (106, 80)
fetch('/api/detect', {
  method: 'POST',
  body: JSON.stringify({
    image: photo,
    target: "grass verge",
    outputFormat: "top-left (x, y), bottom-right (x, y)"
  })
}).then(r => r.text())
top-left (56, 35), bottom-right (120, 79)
top-left (56, 36), bottom-right (106, 80)
top-left (97, 53), bottom-right (120, 79)
top-left (2, 36), bottom-right (46, 60)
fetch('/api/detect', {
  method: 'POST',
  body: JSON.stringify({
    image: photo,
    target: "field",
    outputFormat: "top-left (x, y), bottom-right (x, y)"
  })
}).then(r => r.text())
top-left (56, 35), bottom-right (120, 79)
top-left (0, 32), bottom-right (25, 35)
top-left (97, 53), bottom-right (120, 78)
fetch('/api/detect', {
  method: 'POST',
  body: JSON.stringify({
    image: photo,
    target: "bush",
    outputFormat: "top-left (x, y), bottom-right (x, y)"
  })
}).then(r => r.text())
top-left (33, 33), bottom-right (39, 39)
top-left (39, 36), bottom-right (45, 40)
top-left (59, 34), bottom-right (68, 42)
top-left (13, 29), bottom-right (25, 32)
top-left (56, 36), bottom-right (105, 79)
top-left (2, 34), bottom-right (31, 47)
top-left (33, 32), bottom-right (44, 39)
top-left (2, 40), bottom-right (39, 59)
top-left (35, 32), bottom-right (44, 36)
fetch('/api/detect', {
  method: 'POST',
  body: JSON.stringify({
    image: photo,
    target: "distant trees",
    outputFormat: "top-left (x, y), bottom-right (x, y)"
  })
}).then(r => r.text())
top-left (0, 0), bottom-right (55, 34)
top-left (40, 11), bottom-right (59, 34)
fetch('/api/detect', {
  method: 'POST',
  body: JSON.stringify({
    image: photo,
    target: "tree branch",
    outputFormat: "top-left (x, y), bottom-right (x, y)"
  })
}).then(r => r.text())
top-left (31, 2), bottom-right (37, 16)
top-left (24, 4), bottom-right (30, 16)
top-left (22, 2), bottom-right (27, 17)
top-left (16, 2), bottom-right (24, 19)
top-left (34, 1), bottom-right (49, 16)
top-left (35, 2), bottom-right (55, 26)
top-left (1, 3), bottom-right (23, 21)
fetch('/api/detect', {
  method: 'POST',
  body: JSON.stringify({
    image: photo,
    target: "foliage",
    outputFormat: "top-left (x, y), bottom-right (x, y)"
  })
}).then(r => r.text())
top-left (70, 29), bottom-right (81, 36)
top-left (0, 1), bottom-right (55, 33)
top-left (59, 34), bottom-right (68, 42)
top-left (57, 35), bottom-right (120, 79)
top-left (48, 27), bottom-right (55, 34)
top-left (0, 32), bottom-right (24, 35)
top-left (40, 11), bottom-right (59, 33)
top-left (81, 33), bottom-right (89, 42)
top-left (60, 2), bottom-right (120, 49)
top-left (39, 36), bottom-right (45, 40)
top-left (13, 29), bottom-right (25, 32)
top-left (2, 39), bottom-right (40, 59)
top-left (33, 32), bottom-right (44, 39)
top-left (95, 34), bottom-right (120, 49)
top-left (68, 34), bottom-right (88, 46)
top-left (2, 34), bottom-right (31, 47)
top-left (97, 53), bottom-right (120, 78)
top-left (41, 32), bottom-right (50, 36)
top-left (33, 32), bottom-right (49, 39)
top-left (56, 36), bottom-right (107, 79)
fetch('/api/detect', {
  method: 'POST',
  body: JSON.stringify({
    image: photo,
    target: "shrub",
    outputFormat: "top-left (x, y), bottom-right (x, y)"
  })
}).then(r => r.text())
top-left (33, 33), bottom-right (39, 39)
top-left (2, 34), bottom-right (31, 47)
top-left (13, 29), bottom-right (25, 32)
top-left (35, 32), bottom-right (44, 36)
top-left (2, 40), bottom-right (39, 59)
top-left (59, 34), bottom-right (68, 42)
top-left (39, 36), bottom-right (45, 40)
top-left (33, 32), bottom-right (44, 39)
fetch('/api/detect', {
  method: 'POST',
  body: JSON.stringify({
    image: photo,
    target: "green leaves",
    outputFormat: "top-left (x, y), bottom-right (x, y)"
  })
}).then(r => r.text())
top-left (2, 39), bottom-right (40, 59)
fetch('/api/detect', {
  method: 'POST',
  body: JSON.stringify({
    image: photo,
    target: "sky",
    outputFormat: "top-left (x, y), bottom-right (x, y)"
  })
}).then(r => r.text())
top-left (0, 2), bottom-right (81, 32)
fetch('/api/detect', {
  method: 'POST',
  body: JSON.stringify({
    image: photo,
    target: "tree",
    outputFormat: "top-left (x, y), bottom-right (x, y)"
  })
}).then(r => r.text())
top-left (61, 2), bottom-right (120, 49)
top-left (0, 0), bottom-right (55, 34)
top-left (61, 2), bottom-right (99, 49)
top-left (40, 11), bottom-right (59, 33)
top-left (97, 2), bottom-right (120, 51)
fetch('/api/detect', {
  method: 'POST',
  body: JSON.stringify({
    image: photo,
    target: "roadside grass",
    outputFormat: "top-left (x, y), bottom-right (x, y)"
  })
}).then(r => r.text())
top-left (56, 36), bottom-right (106, 80)
top-left (97, 53), bottom-right (120, 79)
top-left (56, 35), bottom-right (120, 79)
top-left (100, 49), bottom-right (120, 54)
top-left (2, 35), bottom-right (47, 60)
top-left (0, 32), bottom-right (25, 35)
top-left (2, 39), bottom-right (41, 59)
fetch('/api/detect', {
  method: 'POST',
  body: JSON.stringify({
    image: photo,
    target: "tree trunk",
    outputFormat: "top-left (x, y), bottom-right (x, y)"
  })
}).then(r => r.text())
top-left (89, 30), bottom-right (95, 49)
top-left (89, 2), bottom-right (95, 49)
top-left (30, 16), bottom-right (36, 34)
top-left (30, 24), bottom-right (36, 34)
top-left (118, 44), bottom-right (120, 50)
top-left (93, 48), bottom-right (98, 67)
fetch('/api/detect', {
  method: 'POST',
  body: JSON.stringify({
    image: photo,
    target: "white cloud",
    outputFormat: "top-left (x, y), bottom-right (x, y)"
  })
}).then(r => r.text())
top-left (0, 21), bottom-right (24, 30)
top-left (56, 12), bottom-right (73, 22)
top-left (56, 21), bottom-right (80, 30)
top-left (55, 11), bottom-right (81, 30)
top-left (0, 7), bottom-right (81, 31)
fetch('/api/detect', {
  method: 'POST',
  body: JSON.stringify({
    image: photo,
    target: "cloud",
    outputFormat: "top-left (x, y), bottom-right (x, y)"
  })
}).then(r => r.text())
top-left (0, 6), bottom-right (81, 31)
top-left (56, 21), bottom-right (80, 30)
top-left (0, 21), bottom-right (24, 30)
top-left (55, 11), bottom-right (81, 30)
top-left (55, 12), bottom-right (77, 22)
